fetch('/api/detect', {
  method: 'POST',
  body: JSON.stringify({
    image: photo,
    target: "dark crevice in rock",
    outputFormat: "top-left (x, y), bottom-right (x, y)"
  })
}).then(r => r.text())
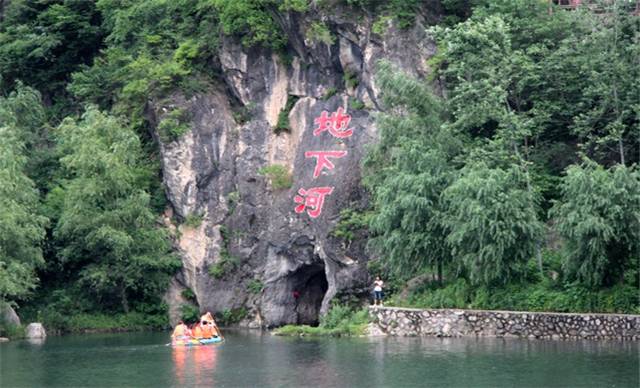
top-left (290, 262), bottom-right (328, 326)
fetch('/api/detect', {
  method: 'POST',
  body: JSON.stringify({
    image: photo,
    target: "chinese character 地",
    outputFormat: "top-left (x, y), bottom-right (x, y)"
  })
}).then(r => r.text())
top-left (293, 187), bottom-right (334, 218)
top-left (304, 150), bottom-right (348, 179)
top-left (313, 107), bottom-right (354, 138)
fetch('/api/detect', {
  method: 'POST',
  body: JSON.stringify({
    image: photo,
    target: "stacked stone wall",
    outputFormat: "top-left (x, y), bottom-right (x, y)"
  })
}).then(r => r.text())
top-left (369, 307), bottom-right (639, 340)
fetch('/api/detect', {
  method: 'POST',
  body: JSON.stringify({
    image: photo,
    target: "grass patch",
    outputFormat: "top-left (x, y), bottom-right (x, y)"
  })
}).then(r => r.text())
top-left (36, 312), bottom-right (169, 334)
top-left (183, 213), bottom-right (203, 228)
top-left (274, 95), bottom-right (299, 134)
top-left (217, 307), bottom-right (247, 326)
top-left (392, 275), bottom-right (640, 315)
top-left (0, 323), bottom-right (25, 339)
top-left (227, 191), bottom-right (240, 204)
top-left (208, 224), bottom-right (241, 279)
top-left (208, 254), bottom-right (239, 279)
top-left (331, 208), bottom-right (372, 245)
top-left (247, 279), bottom-right (264, 294)
top-left (158, 107), bottom-right (191, 142)
top-left (181, 304), bottom-right (200, 323)
top-left (349, 97), bottom-right (366, 111)
top-left (323, 87), bottom-right (338, 100)
top-left (181, 288), bottom-right (196, 301)
top-left (65, 313), bottom-right (168, 332)
top-left (372, 15), bottom-right (392, 35)
top-left (343, 70), bottom-right (359, 89)
top-left (232, 102), bottom-right (255, 125)
top-left (306, 22), bottom-right (335, 45)
top-left (227, 190), bottom-right (240, 213)
top-left (259, 164), bottom-right (292, 190)
top-left (273, 304), bottom-right (369, 337)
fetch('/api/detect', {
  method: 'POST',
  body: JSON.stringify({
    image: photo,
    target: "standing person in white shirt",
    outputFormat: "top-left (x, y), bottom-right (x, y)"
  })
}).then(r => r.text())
top-left (373, 276), bottom-right (384, 306)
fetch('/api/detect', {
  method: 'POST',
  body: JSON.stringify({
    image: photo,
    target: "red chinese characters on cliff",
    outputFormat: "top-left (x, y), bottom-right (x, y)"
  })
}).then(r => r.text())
top-left (313, 107), bottom-right (354, 138)
top-left (294, 187), bottom-right (334, 218)
top-left (304, 151), bottom-right (347, 178)
top-left (294, 107), bottom-right (355, 219)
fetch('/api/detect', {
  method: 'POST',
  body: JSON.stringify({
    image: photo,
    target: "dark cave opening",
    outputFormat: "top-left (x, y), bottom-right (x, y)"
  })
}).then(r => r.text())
top-left (290, 262), bottom-right (328, 326)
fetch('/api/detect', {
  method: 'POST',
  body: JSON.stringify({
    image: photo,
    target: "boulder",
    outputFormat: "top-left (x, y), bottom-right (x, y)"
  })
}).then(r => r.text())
top-left (25, 323), bottom-right (46, 339)
top-left (0, 303), bottom-right (21, 327)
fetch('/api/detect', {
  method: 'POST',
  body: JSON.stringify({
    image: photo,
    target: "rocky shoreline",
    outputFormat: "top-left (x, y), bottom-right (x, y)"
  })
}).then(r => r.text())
top-left (368, 307), bottom-right (639, 341)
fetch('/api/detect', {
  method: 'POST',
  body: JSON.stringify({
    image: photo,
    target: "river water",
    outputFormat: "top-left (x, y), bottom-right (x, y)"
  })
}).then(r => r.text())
top-left (1, 329), bottom-right (637, 387)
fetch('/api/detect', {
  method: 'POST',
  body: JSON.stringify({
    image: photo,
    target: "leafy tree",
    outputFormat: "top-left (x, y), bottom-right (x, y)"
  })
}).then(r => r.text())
top-left (365, 62), bottom-right (461, 281)
top-left (0, 0), bottom-right (103, 108)
top-left (52, 107), bottom-right (180, 312)
top-left (567, 4), bottom-right (639, 166)
top-left (0, 87), bottom-right (48, 305)
top-left (212, 0), bottom-right (308, 50)
top-left (442, 163), bottom-right (544, 286)
top-left (550, 161), bottom-right (640, 288)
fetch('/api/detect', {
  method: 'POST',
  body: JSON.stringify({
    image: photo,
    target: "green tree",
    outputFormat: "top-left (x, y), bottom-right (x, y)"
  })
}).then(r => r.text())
top-left (550, 161), bottom-right (640, 288)
top-left (212, 0), bottom-right (308, 50)
top-left (567, 4), bottom-right (639, 166)
top-left (0, 0), bottom-right (103, 109)
top-left (53, 107), bottom-right (180, 312)
top-left (442, 163), bottom-right (544, 286)
top-left (0, 87), bottom-right (48, 305)
top-left (365, 62), bottom-right (461, 281)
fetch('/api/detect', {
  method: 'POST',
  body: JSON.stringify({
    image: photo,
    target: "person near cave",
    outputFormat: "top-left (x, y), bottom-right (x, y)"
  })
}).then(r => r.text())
top-left (372, 276), bottom-right (384, 306)
top-left (292, 289), bottom-right (301, 323)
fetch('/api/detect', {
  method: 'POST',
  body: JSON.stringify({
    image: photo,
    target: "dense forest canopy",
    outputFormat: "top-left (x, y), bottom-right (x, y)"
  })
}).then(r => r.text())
top-left (0, 0), bottom-right (638, 333)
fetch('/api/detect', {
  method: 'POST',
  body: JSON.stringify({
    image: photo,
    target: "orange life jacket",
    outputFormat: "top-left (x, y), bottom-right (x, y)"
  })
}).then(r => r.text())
top-left (172, 324), bottom-right (187, 337)
top-left (201, 324), bottom-right (212, 338)
top-left (192, 324), bottom-right (203, 339)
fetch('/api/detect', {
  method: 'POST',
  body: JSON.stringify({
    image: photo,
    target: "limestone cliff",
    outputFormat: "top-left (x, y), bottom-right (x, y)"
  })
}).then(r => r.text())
top-left (155, 5), bottom-right (440, 327)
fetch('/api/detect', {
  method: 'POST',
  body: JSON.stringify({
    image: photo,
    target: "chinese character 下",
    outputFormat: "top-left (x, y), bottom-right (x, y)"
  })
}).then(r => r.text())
top-left (304, 150), bottom-right (348, 179)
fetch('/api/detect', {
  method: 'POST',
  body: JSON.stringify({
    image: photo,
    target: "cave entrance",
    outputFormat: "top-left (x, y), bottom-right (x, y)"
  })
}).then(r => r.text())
top-left (291, 262), bottom-right (328, 326)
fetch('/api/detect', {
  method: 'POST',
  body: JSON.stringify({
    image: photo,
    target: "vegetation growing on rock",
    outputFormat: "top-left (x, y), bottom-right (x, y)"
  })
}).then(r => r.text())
top-left (259, 164), bottom-right (293, 190)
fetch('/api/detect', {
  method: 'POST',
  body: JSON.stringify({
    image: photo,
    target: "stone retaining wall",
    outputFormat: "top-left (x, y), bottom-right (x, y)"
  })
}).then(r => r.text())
top-left (368, 307), bottom-right (639, 340)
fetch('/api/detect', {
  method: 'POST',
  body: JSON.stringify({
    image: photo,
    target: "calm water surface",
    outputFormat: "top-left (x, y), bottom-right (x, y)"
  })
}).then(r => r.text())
top-left (1, 329), bottom-right (637, 387)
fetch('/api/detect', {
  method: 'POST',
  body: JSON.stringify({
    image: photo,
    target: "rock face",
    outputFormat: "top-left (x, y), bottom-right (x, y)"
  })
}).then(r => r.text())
top-left (369, 307), bottom-right (640, 340)
top-left (156, 6), bottom-right (440, 327)
top-left (25, 323), bottom-right (46, 339)
top-left (0, 303), bottom-right (21, 327)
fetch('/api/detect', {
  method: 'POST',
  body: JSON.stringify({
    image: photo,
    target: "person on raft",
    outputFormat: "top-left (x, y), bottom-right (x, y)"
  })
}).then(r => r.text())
top-left (183, 312), bottom-right (221, 340)
top-left (171, 320), bottom-right (191, 340)
top-left (199, 312), bottom-right (221, 338)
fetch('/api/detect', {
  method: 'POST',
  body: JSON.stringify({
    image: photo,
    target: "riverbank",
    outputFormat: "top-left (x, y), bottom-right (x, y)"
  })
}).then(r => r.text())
top-left (273, 305), bottom-right (368, 337)
top-left (12, 312), bottom-right (170, 336)
top-left (369, 306), bottom-right (640, 340)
